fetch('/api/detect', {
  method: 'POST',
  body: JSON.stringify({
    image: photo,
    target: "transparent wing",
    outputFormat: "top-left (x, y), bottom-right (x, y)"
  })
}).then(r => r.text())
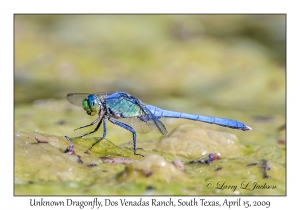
top-left (66, 92), bottom-right (116, 106)
top-left (155, 119), bottom-right (168, 135)
top-left (102, 92), bottom-right (168, 135)
top-left (133, 98), bottom-right (168, 135)
top-left (66, 93), bottom-right (90, 106)
top-left (118, 117), bottom-right (168, 135)
top-left (94, 92), bottom-right (118, 101)
top-left (105, 92), bottom-right (144, 118)
top-left (117, 117), bottom-right (157, 134)
top-left (145, 112), bottom-right (168, 135)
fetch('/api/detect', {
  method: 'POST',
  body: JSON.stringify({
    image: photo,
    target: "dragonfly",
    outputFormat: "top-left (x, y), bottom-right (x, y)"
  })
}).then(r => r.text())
top-left (67, 92), bottom-right (251, 156)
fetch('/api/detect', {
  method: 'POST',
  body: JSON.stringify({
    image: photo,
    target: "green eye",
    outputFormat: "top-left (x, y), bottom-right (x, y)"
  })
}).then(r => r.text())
top-left (82, 95), bottom-right (100, 116)
top-left (82, 99), bottom-right (90, 112)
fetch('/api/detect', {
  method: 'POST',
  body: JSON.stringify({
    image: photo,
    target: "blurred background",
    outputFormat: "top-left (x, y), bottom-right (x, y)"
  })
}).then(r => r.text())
top-left (15, 15), bottom-right (285, 111)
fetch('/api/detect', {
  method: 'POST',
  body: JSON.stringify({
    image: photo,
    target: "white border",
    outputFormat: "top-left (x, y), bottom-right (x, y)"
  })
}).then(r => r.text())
top-left (4, 0), bottom-right (296, 209)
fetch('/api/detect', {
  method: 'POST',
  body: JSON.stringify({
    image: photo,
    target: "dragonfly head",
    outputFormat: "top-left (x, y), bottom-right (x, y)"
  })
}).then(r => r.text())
top-left (82, 94), bottom-right (101, 116)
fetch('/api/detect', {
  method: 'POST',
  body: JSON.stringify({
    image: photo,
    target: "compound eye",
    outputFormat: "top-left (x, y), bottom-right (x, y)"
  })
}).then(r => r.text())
top-left (82, 94), bottom-right (100, 116)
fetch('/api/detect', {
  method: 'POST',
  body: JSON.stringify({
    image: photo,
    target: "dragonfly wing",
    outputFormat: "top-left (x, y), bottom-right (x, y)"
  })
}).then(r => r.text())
top-left (104, 92), bottom-right (168, 135)
top-left (66, 93), bottom-right (90, 106)
top-left (143, 113), bottom-right (168, 135)
top-left (117, 117), bottom-right (168, 135)
top-left (94, 92), bottom-right (118, 101)
top-left (105, 92), bottom-right (145, 118)
top-left (133, 99), bottom-right (168, 135)
top-left (117, 118), bottom-right (157, 133)
top-left (67, 92), bottom-right (117, 106)
top-left (152, 117), bottom-right (168, 135)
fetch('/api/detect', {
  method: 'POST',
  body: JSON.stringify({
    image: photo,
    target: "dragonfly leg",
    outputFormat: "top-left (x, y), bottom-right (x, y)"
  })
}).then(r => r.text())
top-left (74, 117), bottom-right (100, 131)
top-left (87, 119), bottom-right (107, 151)
top-left (108, 118), bottom-right (143, 157)
top-left (78, 119), bottom-right (103, 138)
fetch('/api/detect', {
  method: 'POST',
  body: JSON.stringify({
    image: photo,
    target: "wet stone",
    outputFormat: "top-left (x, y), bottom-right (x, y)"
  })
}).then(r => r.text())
top-left (117, 154), bottom-right (187, 183)
top-left (157, 124), bottom-right (243, 158)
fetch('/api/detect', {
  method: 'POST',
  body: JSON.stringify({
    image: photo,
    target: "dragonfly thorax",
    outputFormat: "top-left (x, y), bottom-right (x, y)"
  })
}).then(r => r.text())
top-left (82, 94), bottom-right (102, 116)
